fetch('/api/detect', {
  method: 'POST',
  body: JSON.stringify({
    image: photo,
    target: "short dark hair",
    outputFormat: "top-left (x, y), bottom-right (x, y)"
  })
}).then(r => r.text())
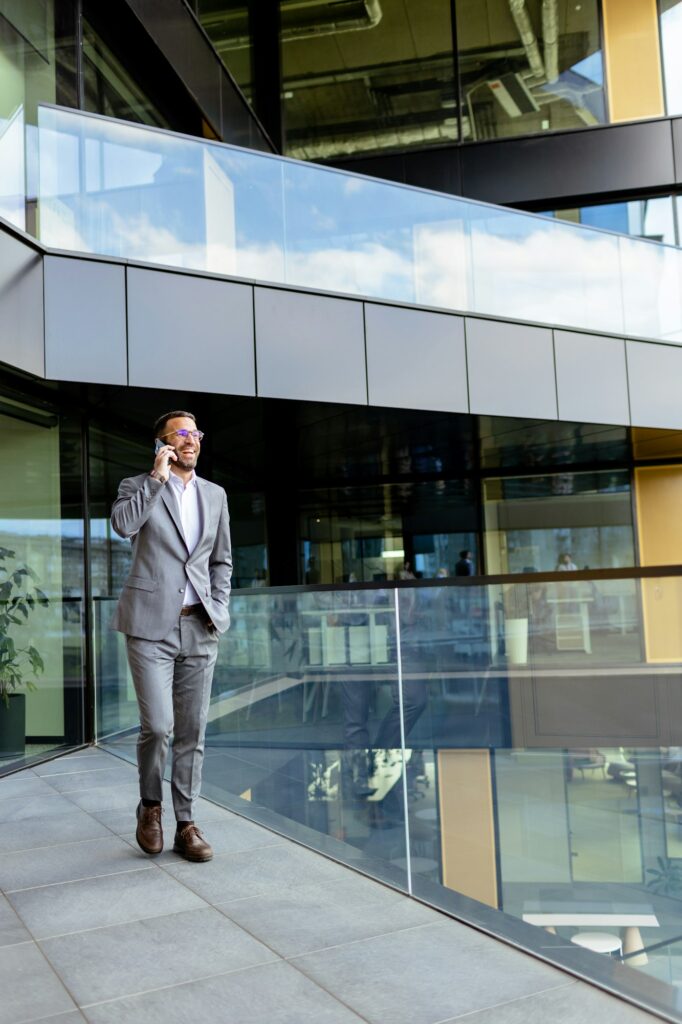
top-left (459, 549), bottom-right (471, 559)
top-left (153, 410), bottom-right (196, 438)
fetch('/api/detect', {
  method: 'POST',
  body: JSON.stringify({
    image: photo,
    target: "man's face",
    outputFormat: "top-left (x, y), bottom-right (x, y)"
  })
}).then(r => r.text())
top-left (162, 416), bottom-right (201, 471)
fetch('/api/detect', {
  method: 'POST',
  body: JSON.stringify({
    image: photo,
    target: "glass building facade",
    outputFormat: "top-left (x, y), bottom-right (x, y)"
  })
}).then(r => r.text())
top-left (5, 1), bottom-right (682, 1019)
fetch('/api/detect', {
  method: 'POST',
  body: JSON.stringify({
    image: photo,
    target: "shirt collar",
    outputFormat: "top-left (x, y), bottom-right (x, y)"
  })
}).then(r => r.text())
top-left (169, 470), bottom-right (197, 490)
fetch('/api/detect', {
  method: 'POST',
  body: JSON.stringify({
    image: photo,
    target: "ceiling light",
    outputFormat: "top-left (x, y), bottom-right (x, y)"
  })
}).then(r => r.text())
top-left (381, 549), bottom-right (405, 559)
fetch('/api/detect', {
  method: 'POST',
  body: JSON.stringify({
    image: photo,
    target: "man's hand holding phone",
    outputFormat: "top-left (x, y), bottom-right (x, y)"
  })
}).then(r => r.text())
top-left (150, 439), bottom-right (177, 484)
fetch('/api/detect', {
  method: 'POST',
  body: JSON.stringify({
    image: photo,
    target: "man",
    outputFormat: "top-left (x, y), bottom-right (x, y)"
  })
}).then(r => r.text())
top-left (455, 550), bottom-right (474, 576)
top-left (111, 411), bottom-right (232, 862)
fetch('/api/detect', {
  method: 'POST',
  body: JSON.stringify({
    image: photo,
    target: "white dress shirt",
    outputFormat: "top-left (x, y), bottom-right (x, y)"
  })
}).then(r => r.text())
top-left (168, 470), bottom-right (202, 606)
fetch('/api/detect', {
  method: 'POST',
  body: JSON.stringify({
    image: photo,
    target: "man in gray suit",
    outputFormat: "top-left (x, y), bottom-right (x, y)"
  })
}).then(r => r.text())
top-left (111, 410), bottom-right (232, 862)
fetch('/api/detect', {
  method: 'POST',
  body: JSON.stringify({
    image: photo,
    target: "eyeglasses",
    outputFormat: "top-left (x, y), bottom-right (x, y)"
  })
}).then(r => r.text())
top-left (161, 429), bottom-right (204, 442)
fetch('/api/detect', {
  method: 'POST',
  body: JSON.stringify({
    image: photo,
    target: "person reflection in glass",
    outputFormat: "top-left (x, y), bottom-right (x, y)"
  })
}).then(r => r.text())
top-left (340, 587), bottom-right (427, 801)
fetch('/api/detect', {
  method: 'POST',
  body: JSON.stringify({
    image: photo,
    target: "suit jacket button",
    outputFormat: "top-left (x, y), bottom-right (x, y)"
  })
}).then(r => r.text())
top-left (178, 588), bottom-right (183, 593)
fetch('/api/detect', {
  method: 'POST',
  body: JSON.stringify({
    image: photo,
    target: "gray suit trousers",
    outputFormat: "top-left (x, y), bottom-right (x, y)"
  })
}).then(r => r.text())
top-left (125, 614), bottom-right (219, 821)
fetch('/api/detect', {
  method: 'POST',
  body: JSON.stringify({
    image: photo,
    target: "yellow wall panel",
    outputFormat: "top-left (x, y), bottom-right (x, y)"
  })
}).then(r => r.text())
top-left (632, 428), bottom-right (682, 461)
top-left (437, 749), bottom-right (498, 908)
top-left (635, 466), bottom-right (682, 661)
top-left (602, 0), bottom-right (664, 122)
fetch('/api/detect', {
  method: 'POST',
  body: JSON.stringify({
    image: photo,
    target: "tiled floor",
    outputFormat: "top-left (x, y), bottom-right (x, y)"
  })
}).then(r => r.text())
top-left (0, 748), bottom-right (663, 1024)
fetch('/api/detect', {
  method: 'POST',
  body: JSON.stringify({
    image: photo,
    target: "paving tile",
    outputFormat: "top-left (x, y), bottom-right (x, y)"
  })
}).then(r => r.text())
top-left (292, 920), bottom-right (570, 1024)
top-left (92, 799), bottom-right (236, 836)
top-left (0, 941), bottom-right (76, 1023)
top-left (32, 1014), bottom-right (87, 1023)
top-left (8, 865), bottom-right (205, 939)
top-left (218, 871), bottom-right (441, 957)
top-left (63, 782), bottom-right (170, 815)
top-left (161, 840), bottom-right (353, 904)
top-left (120, 814), bottom-right (281, 861)
top-left (34, 753), bottom-right (127, 776)
top-left (445, 980), bottom-right (656, 1023)
top-left (82, 959), bottom-right (363, 1023)
top-left (41, 905), bottom-right (277, 1006)
top-left (0, 774), bottom-right (59, 801)
top-left (0, 809), bottom-right (111, 853)
top-left (0, 792), bottom-right (83, 824)
top-left (0, 892), bottom-right (31, 947)
top-left (44, 767), bottom-right (140, 795)
top-left (0, 835), bottom-right (142, 892)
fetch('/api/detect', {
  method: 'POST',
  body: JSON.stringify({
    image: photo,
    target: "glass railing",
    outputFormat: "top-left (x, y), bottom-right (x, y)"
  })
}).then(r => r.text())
top-left (99, 570), bottom-right (682, 1022)
top-left (1, 102), bottom-right (681, 344)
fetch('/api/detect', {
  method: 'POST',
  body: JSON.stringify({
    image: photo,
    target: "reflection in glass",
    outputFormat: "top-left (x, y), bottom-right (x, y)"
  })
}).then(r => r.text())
top-left (193, 2), bottom-right (254, 109)
top-left (82, 17), bottom-right (170, 128)
top-left (483, 469), bottom-right (635, 575)
top-left (29, 103), bottom-right (682, 343)
top-left (98, 572), bottom-right (682, 1015)
top-left (456, 0), bottom-right (606, 141)
top-left (0, 398), bottom-right (84, 769)
top-left (280, 0), bottom-right (458, 160)
top-left (298, 480), bottom-right (478, 585)
top-left (550, 197), bottom-right (677, 246)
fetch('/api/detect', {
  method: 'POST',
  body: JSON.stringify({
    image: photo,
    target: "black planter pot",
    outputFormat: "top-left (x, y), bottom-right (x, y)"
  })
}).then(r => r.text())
top-left (0, 693), bottom-right (26, 758)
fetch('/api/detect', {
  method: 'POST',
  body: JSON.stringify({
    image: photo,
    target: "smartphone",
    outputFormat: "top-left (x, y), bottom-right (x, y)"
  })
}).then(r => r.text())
top-left (154, 438), bottom-right (165, 455)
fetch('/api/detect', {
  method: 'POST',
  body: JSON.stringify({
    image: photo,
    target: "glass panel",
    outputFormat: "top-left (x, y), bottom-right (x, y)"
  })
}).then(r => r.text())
top-left (82, 17), bottom-right (170, 129)
top-left (25, 102), bottom-right (682, 343)
top-left (281, 0), bottom-right (458, 160)
top-left (97, 568), bottom-right (682, 1017)
top-left (402, 575), bottom-right (682, 1016)
top-left (468, 204), bottom-right (623, 333)
top-left (0, 397), bottom-right (84, 770)
top-left (457, 0), bottom-right (606, 142)
top-left (482, 468), bottom-right (635, 575)
top-left (620, 234), bottom-right (682, 343)
top-left (89, 427), bottom-right (148, 739)
top-left (551, 197), bottom-right (678, 246)
top-left (194, 2), bottom-right (254, 109)
top-left (37, 105), bottom-right (286, 276)
top-left (479, 417), bottom-right (630, 471)
top-left (298, 481), bottom-right (478, 585)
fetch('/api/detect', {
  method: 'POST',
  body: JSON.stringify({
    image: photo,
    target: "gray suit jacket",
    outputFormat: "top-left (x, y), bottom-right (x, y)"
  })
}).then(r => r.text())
top-left (110, 473), bottom-right (232, 641)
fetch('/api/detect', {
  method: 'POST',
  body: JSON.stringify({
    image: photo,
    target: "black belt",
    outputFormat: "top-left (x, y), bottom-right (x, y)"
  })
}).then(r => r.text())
top-left (180, 604), bottom-right (203, 617)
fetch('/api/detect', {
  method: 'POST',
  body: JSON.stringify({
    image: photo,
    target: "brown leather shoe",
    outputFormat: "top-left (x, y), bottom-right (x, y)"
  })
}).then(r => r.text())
top-left (136, 802), bottom-right (163, 855)
top-left (173, 822), bottom-right (213, 862)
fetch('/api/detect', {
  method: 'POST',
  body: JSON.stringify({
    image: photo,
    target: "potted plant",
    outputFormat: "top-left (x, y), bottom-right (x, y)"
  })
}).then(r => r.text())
top-left (0, 546), bottom-right (49, 757)
top-left (645, 855), bottom-right (682, 897)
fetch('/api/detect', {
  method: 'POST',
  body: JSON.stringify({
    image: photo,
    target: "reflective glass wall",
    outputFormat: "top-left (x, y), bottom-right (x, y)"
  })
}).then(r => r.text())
top-left (542, 197), bottom-right (679, 247)
top-left (456, 0), bottom-right (606, 141)
top-left (0, 391), bottom-right (85, 770)
top-left (192, 1), bottom-right (254, 109)
top-left (98, 572), bottom-right (682, 1020)
top-left (280, 0), bottom-right (458, 160)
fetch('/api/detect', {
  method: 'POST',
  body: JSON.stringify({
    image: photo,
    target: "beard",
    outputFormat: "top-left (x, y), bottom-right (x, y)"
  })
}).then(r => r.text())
top-left (174, 448), bottom-right (198, 470)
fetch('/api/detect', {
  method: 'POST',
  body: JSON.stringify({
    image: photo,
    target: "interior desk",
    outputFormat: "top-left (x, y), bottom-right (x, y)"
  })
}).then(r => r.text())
top-left (522, 905), bottom-right (659, 966)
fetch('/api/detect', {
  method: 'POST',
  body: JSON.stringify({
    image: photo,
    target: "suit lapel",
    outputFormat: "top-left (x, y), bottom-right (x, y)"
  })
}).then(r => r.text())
top-left (194, 477), bottom-right (211, 555)
top-left (161, 485), bottom-right (189, 551)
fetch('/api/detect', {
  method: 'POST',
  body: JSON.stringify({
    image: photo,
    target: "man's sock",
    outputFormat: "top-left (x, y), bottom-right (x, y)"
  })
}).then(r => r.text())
top-left (141, 799), bottom-right (161, 808)
top-left (176, 820), bottom-right (192, 830)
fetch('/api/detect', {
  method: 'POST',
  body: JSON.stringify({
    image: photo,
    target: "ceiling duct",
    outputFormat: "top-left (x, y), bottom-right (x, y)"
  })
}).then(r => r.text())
top-left (203, 0), bottom-right (383, 52)
top-left (508, 0), bottom-right (545, 80)
top-left (542, 0), bottom-right (559, 83)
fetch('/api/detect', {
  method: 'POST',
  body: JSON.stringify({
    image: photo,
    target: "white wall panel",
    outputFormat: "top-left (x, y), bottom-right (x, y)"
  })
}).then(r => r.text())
top-left (127, 269), bottom-right (255, 395)
top-left (555, 330), bottom-right (629, 425)
top-left (44, 257), bottom-right (126, 384)
top-left (0, 229), bottom-right (44, 377)
top-left (365, 303), bottom-right (468, 413)
top-left (466, 318), bottom-right (557, 420)
top-left (627, 340), bottom-right (682, 429)
top-left (255, 288), bottom-right (366, 405)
